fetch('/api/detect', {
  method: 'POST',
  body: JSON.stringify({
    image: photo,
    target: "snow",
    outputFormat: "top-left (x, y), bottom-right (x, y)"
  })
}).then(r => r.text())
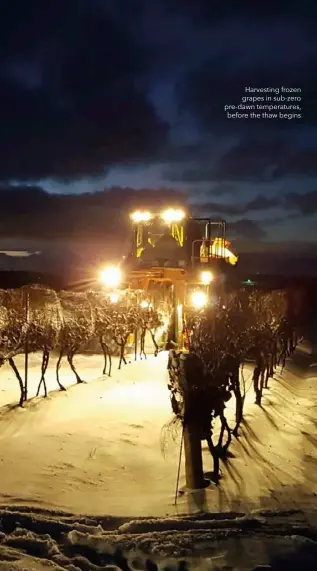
top-left (0, 349), bottom-right (316, 519)
top-left (0, 506), bottom-right (316, 570)
top-left (0, 347), bottom-right (316, 568)
top-left (0, 351), bottom-right (317, 571)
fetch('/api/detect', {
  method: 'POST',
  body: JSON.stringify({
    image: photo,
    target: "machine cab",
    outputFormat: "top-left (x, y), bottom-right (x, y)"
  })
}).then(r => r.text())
top-left (127, 208), bottom-right (238, 271)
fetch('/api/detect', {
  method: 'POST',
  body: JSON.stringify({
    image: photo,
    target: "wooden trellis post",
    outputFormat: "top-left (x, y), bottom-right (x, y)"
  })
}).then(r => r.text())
top-left (24, 288), bottom-right (30, 402)
top-left (134, 328), bottom-right (138, 360)
top-left (179, 353), bottom-right (207, 490)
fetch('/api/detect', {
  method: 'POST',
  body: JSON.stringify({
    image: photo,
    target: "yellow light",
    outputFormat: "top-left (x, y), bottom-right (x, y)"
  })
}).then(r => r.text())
top-left (99, 266), bottom-right (122, 288)
top-left (201, 270), bottom-right (213, 285)
top-left (190, 290), bottom-right (207, 309)
top-left (130, 210), bottom-right (152, 223)
top-left (109, 292), bottom-right (120, 303)
top-left (161, 208), bottom-right (185, 223)
top-left (140, 300), bottom-right (150, 309)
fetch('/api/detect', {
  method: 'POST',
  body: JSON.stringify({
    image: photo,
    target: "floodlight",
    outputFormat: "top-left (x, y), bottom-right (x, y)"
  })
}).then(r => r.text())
top-left (161, 208), bottom-right (185, 223)
top-left (130, 210), bottom-right (152, 222)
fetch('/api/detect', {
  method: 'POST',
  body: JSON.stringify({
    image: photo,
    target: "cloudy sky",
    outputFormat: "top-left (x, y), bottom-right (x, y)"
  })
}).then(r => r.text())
top-left (0, 0), bottom-right (317, 257)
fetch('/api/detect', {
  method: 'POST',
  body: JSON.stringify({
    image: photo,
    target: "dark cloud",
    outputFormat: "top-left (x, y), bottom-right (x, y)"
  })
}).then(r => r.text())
top-left (159, 142), bottom-right (215, 165)
top-left (162, 0), bottom-right (315, 28)
top-left (165, 166), bottom-right (218, 184)
top-left (0, 1), bottom-right (167, 181)
top-left (229, 219), bottom-right (267, 240)
top-left (284, 190), bottom-right (317, 215)
top-left (192, 194), bottom-right (279, 216)
top-left (208, 183), bottom-right (236, 196)
top-left (164, 136), bottom-right (305, 184)
top-left (246, 195), bottom-right (279, 211)
top-left (0, 185), bottom-right (186, 240)
top-left (211, 140), bottom-right (291, 182)
top-left (273, 149), bottom-right (317, 178)
top-left (261, 216), bottom-right (287, 227)
top-left (166, 140), bottom-right (317, 185)
top-left (164, 138), bottom-right (317, 185)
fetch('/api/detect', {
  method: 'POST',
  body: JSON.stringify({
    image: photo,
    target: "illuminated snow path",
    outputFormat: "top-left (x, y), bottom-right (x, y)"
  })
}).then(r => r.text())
top-left (0, 349), bottom-right (316, 517)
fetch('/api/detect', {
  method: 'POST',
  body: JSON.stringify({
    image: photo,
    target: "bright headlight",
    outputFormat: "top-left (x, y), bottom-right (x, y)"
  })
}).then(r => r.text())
top-left (190, 290), bottom-right (208, 309)
top-left (201, 270), bottom-right (213, 285)
top-left (99, 266), bottom-right (122, 288)
top-left (109, 292), bottom-right (120, 303)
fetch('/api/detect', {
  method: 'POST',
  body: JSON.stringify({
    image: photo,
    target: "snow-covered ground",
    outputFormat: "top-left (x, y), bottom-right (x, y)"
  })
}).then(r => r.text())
top-left (0, 348), bottom-right (316, 569)
top-left (0, 506), bottom-right (317, 570)
top-left (0, 349), bottom-right (316, 518)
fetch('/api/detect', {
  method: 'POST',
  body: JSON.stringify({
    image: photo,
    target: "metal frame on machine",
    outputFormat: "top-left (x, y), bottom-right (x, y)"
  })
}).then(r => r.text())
top-left (190, 219), bottom-right (226, 266)
top-left (128, 267), bottom-right (186, 347)
top-left (133, 217), bottom-right (185, 259)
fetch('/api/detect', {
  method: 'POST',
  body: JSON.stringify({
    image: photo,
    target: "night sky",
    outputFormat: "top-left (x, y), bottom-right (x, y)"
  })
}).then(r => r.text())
top-left (1, 0), bottom-right (317, 260)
